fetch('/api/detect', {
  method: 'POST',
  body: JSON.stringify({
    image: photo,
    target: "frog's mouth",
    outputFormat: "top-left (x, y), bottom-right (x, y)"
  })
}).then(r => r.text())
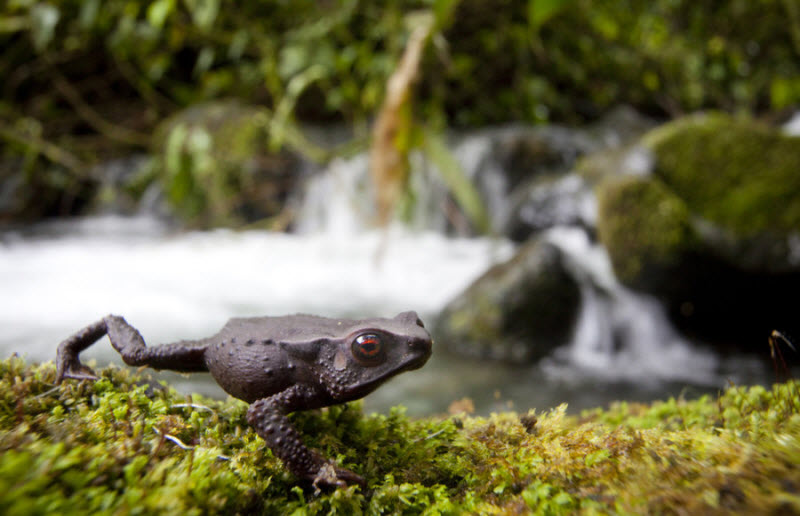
top-left (344, 344), bottom-right (431, 398)
top-left (404, 336), bottom-right (432, 367)
top-left (400, 348), bottom-right (431, 371)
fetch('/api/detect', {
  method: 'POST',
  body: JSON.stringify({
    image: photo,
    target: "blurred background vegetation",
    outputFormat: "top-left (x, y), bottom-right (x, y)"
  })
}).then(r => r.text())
top-left (1, 0), bottom-right (799, 223)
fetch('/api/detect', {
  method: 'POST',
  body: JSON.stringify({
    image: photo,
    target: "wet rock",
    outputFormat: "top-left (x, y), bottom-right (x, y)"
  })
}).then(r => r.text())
top-left (504, 172), bottom-right (597, 241)
top-left (435, 238), bottom-right (581, 363)
top-left (460, 107), bottom-right (654, 241)
top-left (596, 113), bottom-right (800, 347)
top-left (644, 113), bottom-right (800, 237)
top-left (584, 105), bottom-right (658, 148)
top-left (576, 144), bottom-right (655, 185)
top-left (573, 106), bottom-right (658, 186)
top-left (454, 124), bottom-right (597, 236)
top-left (596, 175), bottom-right (696, 289)
top-left (644, 113), bottom-right (800, 273)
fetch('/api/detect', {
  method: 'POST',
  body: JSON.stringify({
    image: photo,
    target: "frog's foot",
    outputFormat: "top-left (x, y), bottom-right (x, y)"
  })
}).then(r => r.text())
top-left (311, 461), bottom-right (366, 490)
top-left (55, 358), bottom-right (98, 383)
top-left (55, 318), bottom-right (108, 384)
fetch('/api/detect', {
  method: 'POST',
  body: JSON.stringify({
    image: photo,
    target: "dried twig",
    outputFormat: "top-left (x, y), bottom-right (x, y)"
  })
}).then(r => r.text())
top-left (49, 66), bottom-right (150, 147)
top-left (0, 121), bottom-right (86, 176)
top-left (170, 403), bottom-right (215, 413)
top-left (369, 18), bottom-right (434, 225)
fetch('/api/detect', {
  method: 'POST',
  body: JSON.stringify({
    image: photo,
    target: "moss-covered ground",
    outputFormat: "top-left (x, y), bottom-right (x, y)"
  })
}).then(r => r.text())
top-left (1, 357), bottom-right (799, 514)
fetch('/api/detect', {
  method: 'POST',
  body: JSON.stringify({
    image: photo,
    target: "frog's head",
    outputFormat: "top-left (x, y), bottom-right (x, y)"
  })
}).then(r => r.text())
top-left (325, 311), bottom-right (432, 401)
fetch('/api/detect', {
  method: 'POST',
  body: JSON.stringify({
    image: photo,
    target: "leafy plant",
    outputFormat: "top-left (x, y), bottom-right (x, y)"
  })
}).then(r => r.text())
top-left (1, 0), bottom-right (798, 224)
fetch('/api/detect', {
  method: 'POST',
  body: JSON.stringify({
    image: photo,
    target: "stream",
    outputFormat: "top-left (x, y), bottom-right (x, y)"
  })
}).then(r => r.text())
top-left (0, 121), bottom-right (786, 416)
top-left (0, 217), bottom-right (775, 416)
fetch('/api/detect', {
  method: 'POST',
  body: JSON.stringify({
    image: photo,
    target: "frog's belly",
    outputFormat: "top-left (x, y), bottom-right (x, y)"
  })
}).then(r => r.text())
top-left (204, 340), bottom-right (289, 403)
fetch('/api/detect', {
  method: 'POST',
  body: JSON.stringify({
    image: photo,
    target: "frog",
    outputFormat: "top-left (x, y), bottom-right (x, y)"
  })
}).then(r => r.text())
top-left (55, 311), bottom-right (432, 489)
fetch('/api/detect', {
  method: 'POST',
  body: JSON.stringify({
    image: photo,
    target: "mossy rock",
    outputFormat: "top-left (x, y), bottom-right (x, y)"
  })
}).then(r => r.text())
top-left (595, 113), bottom-right (800, 346)
top-left (152, 101), bottom-right (303, 228)
top-left (435, 239), bottom-right (580, 362)
top-left (596, 175), bottom-right (696, 286)
top-left (3, 357), bottom-right (800, 514)
top-left (643, 112), bottom-right (800, 237)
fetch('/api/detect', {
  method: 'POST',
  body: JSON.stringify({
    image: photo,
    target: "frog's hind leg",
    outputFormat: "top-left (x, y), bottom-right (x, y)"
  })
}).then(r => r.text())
top-left (104, 315), bottom-right (209, 373)
top-left (56, 314), bottom-right (208, 383)
top-left (56, 318), bottom-right (108, 382)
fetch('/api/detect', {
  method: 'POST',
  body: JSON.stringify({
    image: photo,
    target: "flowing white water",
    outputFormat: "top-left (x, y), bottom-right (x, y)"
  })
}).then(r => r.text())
top-left (783, 110), bottom-right (800, 136)
top-left (544, 227), bottom-right (718, 384)
top-left (0, 216), bottom-right (513, 369)
top-left (0, 124), bottom-right (777, 414)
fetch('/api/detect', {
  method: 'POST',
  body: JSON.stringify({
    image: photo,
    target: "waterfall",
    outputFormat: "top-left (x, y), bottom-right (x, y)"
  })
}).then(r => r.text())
top-left (1, 120), bottom-right (753, 413)
top-left (292, 154), bottom-right (374, 235)
top-left (291, 125), bottom-right (720, 385)
top-left (545, 227), bottom-right (718, 384)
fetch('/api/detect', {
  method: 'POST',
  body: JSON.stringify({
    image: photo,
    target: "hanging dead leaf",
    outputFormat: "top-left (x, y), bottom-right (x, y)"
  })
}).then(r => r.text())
top-left (369, 18), bottom-right (434, 226)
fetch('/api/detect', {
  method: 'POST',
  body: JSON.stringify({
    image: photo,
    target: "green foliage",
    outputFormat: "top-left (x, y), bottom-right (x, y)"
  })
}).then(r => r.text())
top-left (2, 357), bottom-right (800, 514)
top-left (528, 0), bottom-right (573, 31)
top-left (418, 126), bottom-right (490, 233)
top-left (2, 0), bottom-right (797, 128)
top-left (426, 0), bottom-right (800, 125)
top-left (2, 0), bottom-right (798, 223)
top-left (149, 98), bottom-right (335, 228)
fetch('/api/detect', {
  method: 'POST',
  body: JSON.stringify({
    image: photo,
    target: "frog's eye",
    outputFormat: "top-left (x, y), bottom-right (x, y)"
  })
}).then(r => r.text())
top-left (351, 333), bottom-right (385, 365)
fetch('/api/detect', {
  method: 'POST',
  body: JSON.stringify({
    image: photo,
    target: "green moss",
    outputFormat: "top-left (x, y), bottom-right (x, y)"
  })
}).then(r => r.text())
top-left (644, 112), bottom-right (800, 237)
top-left (2, 357), bottom-right (800, 514)
top-left (596, 175), bottom-right (696, 283)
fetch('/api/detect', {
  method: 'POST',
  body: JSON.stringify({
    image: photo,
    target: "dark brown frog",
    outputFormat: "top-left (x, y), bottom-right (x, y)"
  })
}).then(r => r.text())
top-left (55, 311), bottom-right (432, 488)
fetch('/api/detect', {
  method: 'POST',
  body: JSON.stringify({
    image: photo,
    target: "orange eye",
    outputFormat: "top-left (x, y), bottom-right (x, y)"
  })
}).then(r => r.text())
top-left (351, 334), bottom-right (385, 365)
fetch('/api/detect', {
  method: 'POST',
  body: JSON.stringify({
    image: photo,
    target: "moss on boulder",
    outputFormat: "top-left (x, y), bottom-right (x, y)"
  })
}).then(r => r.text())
top-left (595, 114), bottom-right (800, 346)
top-left (2, 357), bottom-right (800, 514)
top-left (596, 175), bottom-right (696, 285)
top-left (643, 112), bottom-right (800, 237)
top-left (598, 112), bottom-right (800, 282)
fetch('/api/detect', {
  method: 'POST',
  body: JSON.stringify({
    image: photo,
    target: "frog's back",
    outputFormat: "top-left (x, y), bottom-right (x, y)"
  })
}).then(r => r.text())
top-left (221, 314), bottom-right (357, 343)
top-left (202, 314), bottom-right (353, 402)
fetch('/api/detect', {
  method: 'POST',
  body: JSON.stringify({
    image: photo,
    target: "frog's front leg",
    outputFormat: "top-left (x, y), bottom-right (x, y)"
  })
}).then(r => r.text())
top-left (246, 385), bottom-right (365, 489)
top-left (56, 315), bottom-right (208, 383)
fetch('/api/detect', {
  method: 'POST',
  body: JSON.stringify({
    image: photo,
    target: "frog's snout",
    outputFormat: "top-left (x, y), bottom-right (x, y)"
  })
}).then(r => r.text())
top-left (409, 337), bottom-right (432, 353)
top-left (406, 337), bottom-right (433, 367)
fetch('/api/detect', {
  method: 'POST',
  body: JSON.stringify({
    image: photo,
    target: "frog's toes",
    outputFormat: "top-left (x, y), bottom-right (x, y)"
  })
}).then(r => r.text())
top-left (312, 462), bottom-right (343, 491)
top-left (63, 369), bottom-right (99, 381)
top-left (335, 467), bottom-right (366, 488)
top-left (57, 362), bottom-right (98, 383)
top-left (311, 462), bottom-right (365, 490)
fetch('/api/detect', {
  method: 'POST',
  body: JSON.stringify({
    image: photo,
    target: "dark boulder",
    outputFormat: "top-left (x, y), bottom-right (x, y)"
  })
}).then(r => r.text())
top-left (435, 238), bottom-right (581, 362)
top-left (596, 113), bottom-right (800, 349)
